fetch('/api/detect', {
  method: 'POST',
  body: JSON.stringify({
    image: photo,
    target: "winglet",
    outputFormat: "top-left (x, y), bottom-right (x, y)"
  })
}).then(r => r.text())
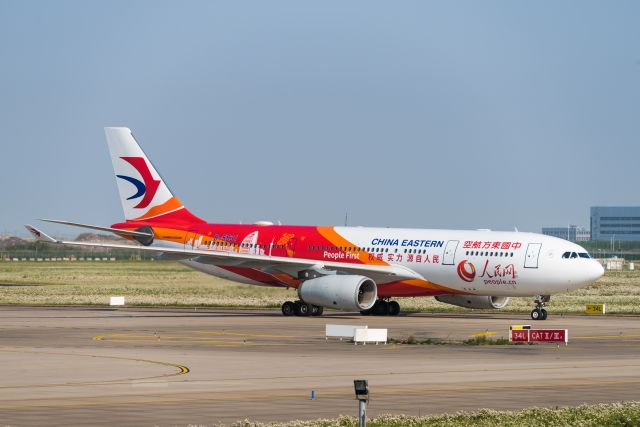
top-left (24, 225), bottom-right (58, 243)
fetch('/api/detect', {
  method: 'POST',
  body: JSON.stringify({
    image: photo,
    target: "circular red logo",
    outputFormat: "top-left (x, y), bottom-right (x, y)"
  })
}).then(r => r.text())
top-left (457, 260), bottom-right (476, 282)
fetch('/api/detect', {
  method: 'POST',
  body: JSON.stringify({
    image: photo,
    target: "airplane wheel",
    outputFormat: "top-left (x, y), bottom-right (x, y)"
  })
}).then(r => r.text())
top-left (375, 300), bottom-right (390, 316)
top-left (311, 305), bottom-right (324, 316)
top-left (541, 309), bottom-right (548, 320)
top-left (531, 309), bottom-right (542, 320)
top-left (388, 301), bottom-right (401, 316)
top-left (295, 302), bottom-right (311, 316)
top-left (282, 301), bottom-right (295, 316)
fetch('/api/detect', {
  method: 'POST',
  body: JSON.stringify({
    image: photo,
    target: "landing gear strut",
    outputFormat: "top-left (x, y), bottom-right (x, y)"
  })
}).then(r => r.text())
top-left (530, 295), bottom-right (550, 321)
top-left (281, 300), bottom-right (323, 317)
top-left (361, 299), bottom-right (401, 316)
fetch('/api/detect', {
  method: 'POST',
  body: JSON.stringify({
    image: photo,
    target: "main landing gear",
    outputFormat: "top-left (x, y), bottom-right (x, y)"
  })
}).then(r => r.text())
top-left (281, 300), bottom-right (324, 317)
top-left (530, 295), bottom-right (550, 320)
top-left (360, 299), bottom-right (401, 316)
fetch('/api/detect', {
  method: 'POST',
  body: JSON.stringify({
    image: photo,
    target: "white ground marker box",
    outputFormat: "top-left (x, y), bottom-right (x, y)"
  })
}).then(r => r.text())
top-left (326, 324), bottom-right (367, 340)
top-left (353, 328), bottom-right (387, 345)
top-left (110, 296), bottom-right (125, 306)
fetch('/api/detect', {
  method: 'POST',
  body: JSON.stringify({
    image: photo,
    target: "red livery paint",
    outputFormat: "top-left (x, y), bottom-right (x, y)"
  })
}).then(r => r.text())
top-left (457, 260), bottom-right (476, 282)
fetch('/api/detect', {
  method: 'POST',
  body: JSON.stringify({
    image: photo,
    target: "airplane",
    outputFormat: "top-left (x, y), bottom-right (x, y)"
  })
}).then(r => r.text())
top-left (25, 127), bottom-right (604, 321)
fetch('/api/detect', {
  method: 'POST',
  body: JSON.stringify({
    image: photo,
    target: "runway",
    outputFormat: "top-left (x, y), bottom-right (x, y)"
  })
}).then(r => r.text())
top-left (1, 307), bottom-right (639, 426)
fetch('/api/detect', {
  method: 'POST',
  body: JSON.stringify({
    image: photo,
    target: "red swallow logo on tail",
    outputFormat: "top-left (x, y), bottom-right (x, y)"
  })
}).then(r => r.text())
top-left (116, 157), bottom-right (160, 209)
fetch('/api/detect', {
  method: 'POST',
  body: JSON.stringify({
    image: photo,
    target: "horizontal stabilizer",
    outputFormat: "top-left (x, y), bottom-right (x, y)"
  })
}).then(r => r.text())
top-left (40, 219), bottom-right (153, 238)
top-left (24, 225), bottom-right (58, 243)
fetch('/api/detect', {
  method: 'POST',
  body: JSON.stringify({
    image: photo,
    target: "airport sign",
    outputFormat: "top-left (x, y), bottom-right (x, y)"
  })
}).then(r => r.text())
top-left (509, 328), bottom-right (569, 344)
top-left (586, 304), bottom-right (606, 315)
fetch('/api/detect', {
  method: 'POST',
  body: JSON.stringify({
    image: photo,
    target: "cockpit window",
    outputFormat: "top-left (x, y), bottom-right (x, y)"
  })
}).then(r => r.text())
top-left (562, 251), bottom-right (590, 259)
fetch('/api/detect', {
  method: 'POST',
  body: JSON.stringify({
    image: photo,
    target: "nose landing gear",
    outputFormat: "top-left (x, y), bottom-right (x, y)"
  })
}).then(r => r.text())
top-left (530, 295), bottom-right (550, 320)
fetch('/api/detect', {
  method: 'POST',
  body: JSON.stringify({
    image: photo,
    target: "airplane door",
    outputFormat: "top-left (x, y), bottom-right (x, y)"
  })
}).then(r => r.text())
top-left (443, 240), bottom-right (459, 265)
top-left (524, 243), bottom-right (542, 268)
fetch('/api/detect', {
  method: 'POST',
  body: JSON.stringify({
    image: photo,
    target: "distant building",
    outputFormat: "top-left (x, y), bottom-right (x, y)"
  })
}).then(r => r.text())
top-left (591, 206), bottom-right (640, 241)
top-left (576, 229), bottom-right (590, 241)
top-left (542, 225), bottom-right (578, 241)
top-left (541, 225), bottom-right (589, 242)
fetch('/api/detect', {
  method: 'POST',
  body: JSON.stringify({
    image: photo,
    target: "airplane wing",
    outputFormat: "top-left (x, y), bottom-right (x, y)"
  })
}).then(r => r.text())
top-left (40, 219), bottom-right (153, 238)
top-left (24, 225), bottom-right (422, 284)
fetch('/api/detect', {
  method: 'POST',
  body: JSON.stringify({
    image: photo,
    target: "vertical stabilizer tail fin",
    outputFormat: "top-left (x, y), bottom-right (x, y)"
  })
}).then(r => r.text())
top-left (105, 127), bottom-right (203, 224)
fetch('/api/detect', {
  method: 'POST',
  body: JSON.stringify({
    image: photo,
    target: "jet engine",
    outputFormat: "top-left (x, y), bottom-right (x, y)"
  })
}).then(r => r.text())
top-left (298, 275), bottom-right (377, 311)
top-left (435, 295), bottom-right (509, 309)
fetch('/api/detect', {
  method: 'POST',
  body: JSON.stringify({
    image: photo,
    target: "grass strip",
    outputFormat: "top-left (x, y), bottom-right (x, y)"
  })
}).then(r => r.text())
top-left (1, 262), bottom-right (639, 314)
top-left (221, 402), bottom-right (640, 426)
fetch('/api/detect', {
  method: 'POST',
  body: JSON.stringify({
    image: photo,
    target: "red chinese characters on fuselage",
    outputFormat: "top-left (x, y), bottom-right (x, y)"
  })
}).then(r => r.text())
top-left (463, 240), bottom-right (522, 250)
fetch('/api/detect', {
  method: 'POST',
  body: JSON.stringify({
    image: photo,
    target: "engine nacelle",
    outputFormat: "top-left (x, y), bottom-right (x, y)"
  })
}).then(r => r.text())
top-left (298, 275), bottom-right (377, 311)
top-left (435, 295), bottom-right (509, 309)
top-left (133, 225), bottom-right (154, 246)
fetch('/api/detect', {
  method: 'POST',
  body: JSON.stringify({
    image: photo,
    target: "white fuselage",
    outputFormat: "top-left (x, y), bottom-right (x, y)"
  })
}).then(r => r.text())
top-left (177, 226), bottom-right (604, 297)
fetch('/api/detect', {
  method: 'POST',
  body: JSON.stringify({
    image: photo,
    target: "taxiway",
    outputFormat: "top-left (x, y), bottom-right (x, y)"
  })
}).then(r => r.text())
top-left (1, 307), bottom-right (639, 426)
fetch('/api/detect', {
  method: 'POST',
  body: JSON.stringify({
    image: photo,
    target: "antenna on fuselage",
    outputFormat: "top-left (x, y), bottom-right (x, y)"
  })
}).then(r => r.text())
top-left (345, 211), bottom-right (348, 226)
top-left (514, 226), bottom-right (519, 232)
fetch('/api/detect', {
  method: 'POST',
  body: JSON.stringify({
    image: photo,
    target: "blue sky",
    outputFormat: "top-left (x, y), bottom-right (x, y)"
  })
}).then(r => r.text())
top-left (1, 1), bottom-right (639, 237)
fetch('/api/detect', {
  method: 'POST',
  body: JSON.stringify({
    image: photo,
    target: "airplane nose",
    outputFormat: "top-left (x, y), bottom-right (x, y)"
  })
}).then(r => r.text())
top-left (589, 260), bottom-right (605, 282)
